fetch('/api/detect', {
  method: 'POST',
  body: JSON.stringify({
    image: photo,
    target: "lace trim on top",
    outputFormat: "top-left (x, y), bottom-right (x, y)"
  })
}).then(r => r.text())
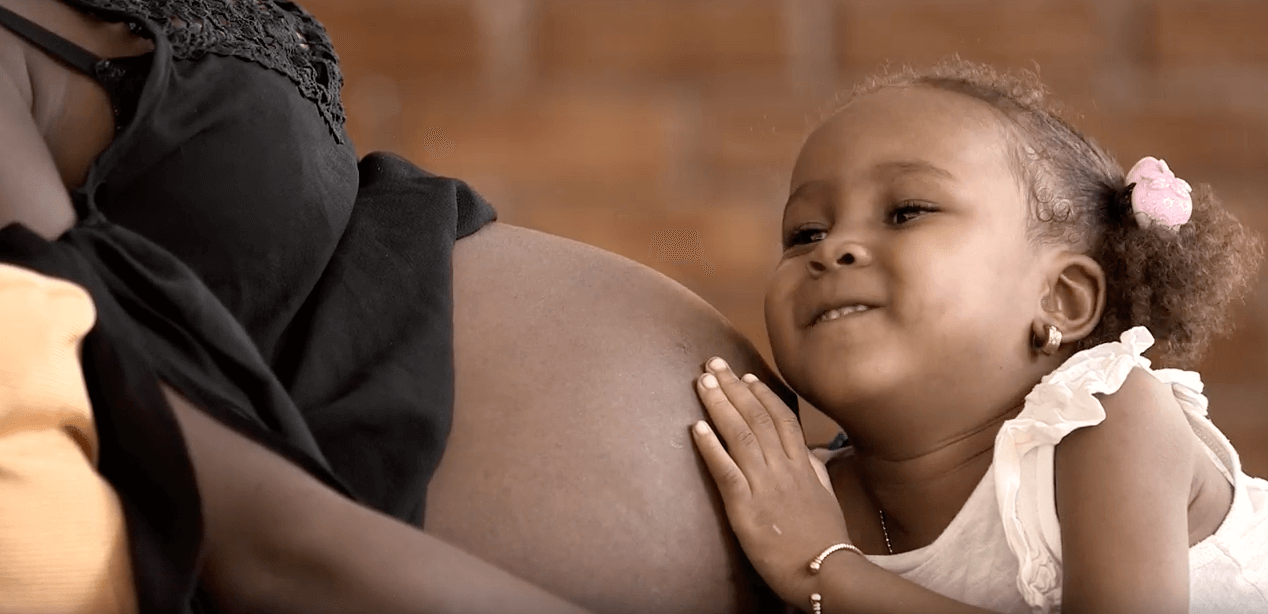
top-left (71, 0), bottom-right (347, 143)
top-left (994, 326), bottom-right (1208, 612)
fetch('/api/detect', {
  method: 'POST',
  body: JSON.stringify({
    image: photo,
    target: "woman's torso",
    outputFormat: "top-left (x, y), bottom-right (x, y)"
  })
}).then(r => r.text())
top-left (1, 0), bottom-right (359, 361)
top-left (436, 221), bottom-right (793, 614)
top-left (4, 3), bottom-right (796, 611)
top-left (1, 0), bottom-right (460, 523)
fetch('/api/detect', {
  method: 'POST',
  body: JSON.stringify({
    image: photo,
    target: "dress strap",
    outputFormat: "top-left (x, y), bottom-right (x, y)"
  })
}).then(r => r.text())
top-left (0, 5), bottom-right (101, 77)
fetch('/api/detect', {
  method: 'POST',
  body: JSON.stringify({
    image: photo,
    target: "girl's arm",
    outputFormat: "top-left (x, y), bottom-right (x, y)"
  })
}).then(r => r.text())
top-left (1054, 366), bottom-right (1193, 614)
top-left (163, 385), bottom-right (594, 614)
top-left (804, 554), bottom-right (998, 614)
top-left (689, 358), bottom-right (1002, 614)
top-left (692, 359), bottom-right (1195, 614)
top-left (815, 368), bottom-right (1197, 614)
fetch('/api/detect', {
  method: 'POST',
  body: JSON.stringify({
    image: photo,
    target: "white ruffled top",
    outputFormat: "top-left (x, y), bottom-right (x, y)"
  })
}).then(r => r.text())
top-left (826, 327), bottom-right (1268, 613)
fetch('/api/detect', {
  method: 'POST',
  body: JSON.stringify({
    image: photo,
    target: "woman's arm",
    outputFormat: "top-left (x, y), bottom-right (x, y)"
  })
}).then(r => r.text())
top-left (162, 385), bottom-right (592, 614)
top-left (4, 15), bottom-right (589, 611)
top-left (1054, 366), bottom-right (1194, 614)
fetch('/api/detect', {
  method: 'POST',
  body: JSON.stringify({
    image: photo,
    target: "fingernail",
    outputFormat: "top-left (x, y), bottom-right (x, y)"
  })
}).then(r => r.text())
top-left (707, 357), bottom-right (728, 372)
top-left (693, 421), bottom-right (710, 435)
top-left (741, 373), bottom-right (758, 384)
top-left (700, 373), bottom-right (719, 389)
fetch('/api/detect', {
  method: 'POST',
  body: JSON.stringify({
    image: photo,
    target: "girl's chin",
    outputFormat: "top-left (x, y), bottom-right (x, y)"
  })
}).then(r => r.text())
top-left (795, 377), bottom-right (877, 408)
top-left (793, 361), bottom-right (907, 409)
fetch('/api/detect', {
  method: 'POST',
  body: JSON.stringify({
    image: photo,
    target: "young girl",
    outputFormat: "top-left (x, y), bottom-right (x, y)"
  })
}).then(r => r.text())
top-left (690, 60), bottom-right (1268, 614)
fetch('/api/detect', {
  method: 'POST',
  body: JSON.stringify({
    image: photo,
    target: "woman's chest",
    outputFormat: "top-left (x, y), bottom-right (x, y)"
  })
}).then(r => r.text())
top-left (2, 0), bottom-right (152, 189)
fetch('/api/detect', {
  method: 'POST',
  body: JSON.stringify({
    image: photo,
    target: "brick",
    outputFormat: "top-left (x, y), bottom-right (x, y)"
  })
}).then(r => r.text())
top-left (396, 86), bottom-right (677, 184)
top-left (699, 90), bottom-right (823, 180)
top-left (476, 178), bottom-right (679, 229)
top-left (1149, 0), bottom-right (1268, 67)
top-left (523, 201), bottom-right (780, 277)
top-left (1091, 67), bottom-right (1268, 119)
top-left (1204, 385), bottom-right (1268, 478)
top-left (834, 0), bottom-right (1104, 79)
top-left (1200, 178), bottom-right (1268, 234)
top-left (340, 73), bottom-right (419, 155)
top-left (303, 0), bottom-right (483, 80)
top-left (1200, 301), bottom-right (1268, 385)
top-left (1079, 107), bottom-right (1268, 177)
top-left (533, 0), bottom-right (789, 81)
top-left (1060, 67), bottom-right (1268, 177)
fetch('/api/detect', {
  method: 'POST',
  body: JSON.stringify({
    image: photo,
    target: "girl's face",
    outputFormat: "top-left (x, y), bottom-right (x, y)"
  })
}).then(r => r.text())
top-left (765, 86), bottom-right (1051, 430)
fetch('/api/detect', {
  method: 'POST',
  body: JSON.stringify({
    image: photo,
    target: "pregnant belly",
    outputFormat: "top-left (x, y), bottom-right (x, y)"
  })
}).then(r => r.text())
top-left (427, 222), bottom-right (792, 614)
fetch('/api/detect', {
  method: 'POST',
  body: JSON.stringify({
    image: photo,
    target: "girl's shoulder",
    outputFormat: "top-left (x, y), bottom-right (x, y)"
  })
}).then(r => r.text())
top-left (1016, 326), bottom-right (1208, 432)
top-left (994, 326), bottom-right (1215, 612)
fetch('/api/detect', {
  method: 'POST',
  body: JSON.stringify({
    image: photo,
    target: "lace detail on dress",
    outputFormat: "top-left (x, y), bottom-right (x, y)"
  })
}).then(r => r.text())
top-left (69, 0), bottom-right (347, 143)
top-left (994, 326), bottom-right (1210, 612)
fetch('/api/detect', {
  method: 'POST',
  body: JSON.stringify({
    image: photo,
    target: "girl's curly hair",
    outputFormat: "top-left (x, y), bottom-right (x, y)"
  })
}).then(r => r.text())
top-left (833, 59), bottom-right (1264, 368)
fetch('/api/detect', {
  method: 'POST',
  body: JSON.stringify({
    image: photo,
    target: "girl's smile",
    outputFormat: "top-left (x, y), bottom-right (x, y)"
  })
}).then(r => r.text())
top-left (812, 303), bottom-right (876, 326)
top-left (764, 85), bottom-right (1049, 447)
top-left (693, 59), bottom-right (1267, 614)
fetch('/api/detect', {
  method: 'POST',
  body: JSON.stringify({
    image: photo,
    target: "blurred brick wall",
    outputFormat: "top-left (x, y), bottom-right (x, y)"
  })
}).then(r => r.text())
top-left (303, 0), bottom-right (1268, 475)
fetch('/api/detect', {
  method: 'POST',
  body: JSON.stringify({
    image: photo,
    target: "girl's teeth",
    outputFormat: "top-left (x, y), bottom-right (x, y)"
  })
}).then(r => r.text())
top-left (818, 305), bottom-right (869, 323)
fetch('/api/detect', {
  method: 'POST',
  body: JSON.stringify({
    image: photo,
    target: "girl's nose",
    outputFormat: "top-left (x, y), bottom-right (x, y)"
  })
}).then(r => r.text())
top-left (807, 239), bottom-right (873, 274)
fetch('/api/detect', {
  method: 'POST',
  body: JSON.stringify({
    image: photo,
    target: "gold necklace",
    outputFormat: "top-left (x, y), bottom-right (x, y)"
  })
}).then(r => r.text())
top-left (868, 401), bottom-right (1025, 557)
top-left (878, 508), bottom-right (894, 555)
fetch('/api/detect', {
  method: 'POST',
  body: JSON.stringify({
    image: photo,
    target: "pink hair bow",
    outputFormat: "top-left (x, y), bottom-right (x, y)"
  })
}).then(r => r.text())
top-left (1125, 156), bottom-right (1192, 231)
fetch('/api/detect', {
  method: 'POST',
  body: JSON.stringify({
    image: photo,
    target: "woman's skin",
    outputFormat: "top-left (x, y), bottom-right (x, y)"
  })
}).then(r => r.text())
top-left (434, 221), bottom-right (793, 614)
top-left (2, 1), bottom-right (796, 612)
top-left (0, 0), bottom-right (134, 238)
top-left (162, 385), bottom-right (593, 614)
top-left (0, 2), bottom-right (588, 612)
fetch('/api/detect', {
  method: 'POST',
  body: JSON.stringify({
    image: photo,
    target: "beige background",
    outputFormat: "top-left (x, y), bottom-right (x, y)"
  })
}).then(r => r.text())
top-left (303, 0), bottom-right (1268, 476)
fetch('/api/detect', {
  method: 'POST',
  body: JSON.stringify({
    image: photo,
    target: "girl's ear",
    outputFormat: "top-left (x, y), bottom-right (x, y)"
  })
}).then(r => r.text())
top-left (1034, 253), bottom-right (1106, 345)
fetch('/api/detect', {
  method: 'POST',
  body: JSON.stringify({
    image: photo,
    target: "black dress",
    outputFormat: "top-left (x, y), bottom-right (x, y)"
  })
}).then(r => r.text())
top-left (0, 2), bottom-right (496, 612)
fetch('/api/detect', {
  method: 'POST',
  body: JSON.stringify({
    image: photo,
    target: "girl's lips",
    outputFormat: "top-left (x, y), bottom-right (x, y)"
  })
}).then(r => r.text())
top-left (814, 304), bottom-right (873, 325)
top-left (806, 300), bottom-right (882, 327)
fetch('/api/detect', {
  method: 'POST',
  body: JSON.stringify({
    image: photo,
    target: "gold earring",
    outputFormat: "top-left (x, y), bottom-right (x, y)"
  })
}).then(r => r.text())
top-left (1039, 324), bottom-right (1063, 355)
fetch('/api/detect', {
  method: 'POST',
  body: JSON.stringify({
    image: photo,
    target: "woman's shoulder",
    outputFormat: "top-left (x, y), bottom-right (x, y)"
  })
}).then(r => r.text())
top-left (65, 0), bottom-right (348, 135)
top-left (0, 0), bottom-right (150, 59)
top-left (0, 0), bottom-right (153, 192)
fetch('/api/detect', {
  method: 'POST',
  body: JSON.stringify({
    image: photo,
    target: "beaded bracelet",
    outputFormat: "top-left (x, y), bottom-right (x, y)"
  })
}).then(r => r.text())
top-left (807, 543), bottom-right (865, 613)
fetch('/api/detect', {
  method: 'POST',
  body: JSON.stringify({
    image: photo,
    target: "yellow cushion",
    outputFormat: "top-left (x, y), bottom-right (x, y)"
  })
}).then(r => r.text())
top-left (0, 264), bottom-right (135, 614)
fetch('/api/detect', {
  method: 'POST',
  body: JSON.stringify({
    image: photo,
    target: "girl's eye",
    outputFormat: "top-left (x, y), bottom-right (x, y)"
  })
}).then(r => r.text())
top-left (887, 202), bottom-right (937, 226)
top-left (783, 227), bottom-right (827, 248)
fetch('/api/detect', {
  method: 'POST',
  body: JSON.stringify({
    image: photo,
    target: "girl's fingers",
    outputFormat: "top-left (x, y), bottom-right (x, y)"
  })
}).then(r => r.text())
top-left (697, 373), bottom-right (767, 472)
top-left (703, 358), bottom-right (785, 462)
top-left (744, 375), bottom-right (810, 464)
top-left (690, 420), bottom-right (752, 500)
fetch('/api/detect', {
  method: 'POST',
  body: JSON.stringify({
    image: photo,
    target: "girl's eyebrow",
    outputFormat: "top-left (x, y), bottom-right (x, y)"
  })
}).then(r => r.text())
top-left (785, 159), bottom-right (954, 211)
top-left (873, 159), bottom-right (955, 180)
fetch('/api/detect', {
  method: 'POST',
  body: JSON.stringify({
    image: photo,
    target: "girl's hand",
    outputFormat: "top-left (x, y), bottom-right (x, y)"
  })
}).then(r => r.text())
top-left (690, 357), bottom-right (853, 605)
